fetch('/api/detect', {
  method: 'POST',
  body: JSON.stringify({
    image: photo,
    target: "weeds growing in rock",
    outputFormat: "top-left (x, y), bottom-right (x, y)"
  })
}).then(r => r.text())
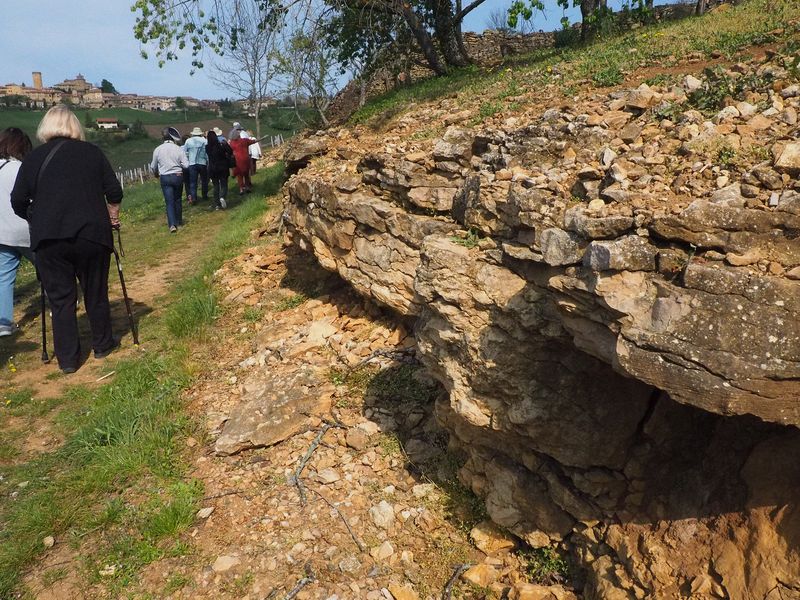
top-left (274, 293), bottom-right (308, 311)
top-left (242, 306), bottom-right (263, 322)
top-left (687, 66), bottom-right (774, 115)
top-left (654, 101), bottom-right (683, 122)
top-left (519, 545), bottom-right (570, 585)
top-left (367, 364), bottom-right (437, 406)
top-left (478, 101), bottom-right (503, 122)
top-left (451, 229), bottom-right (481, 249)
top-left (716, 145), bottom-right (738, 169)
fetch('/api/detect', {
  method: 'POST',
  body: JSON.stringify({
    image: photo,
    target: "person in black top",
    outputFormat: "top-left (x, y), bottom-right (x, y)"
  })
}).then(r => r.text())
top-left (10, 104), bottom-right (123, 373)
top-left (206, 129), bottom-right (232, 210)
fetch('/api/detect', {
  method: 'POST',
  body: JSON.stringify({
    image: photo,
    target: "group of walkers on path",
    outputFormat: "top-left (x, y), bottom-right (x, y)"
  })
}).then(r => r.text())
top-left (150, 122), bottom-right (262, 233)
top-left (0, 103), bottom-right (264, 375)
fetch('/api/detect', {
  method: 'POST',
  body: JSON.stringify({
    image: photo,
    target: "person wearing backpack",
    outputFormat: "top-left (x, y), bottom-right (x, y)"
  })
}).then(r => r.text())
top-left (206, 128), bottom-right (233, 210)
top-left (0, 127), bottom-right (34, 337)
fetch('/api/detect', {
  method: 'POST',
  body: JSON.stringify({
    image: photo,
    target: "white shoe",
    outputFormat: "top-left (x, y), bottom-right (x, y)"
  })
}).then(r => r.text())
top-left (0, 323), bottom-right (17, 337)
top-left (219, 198), bottom-right (227, 209)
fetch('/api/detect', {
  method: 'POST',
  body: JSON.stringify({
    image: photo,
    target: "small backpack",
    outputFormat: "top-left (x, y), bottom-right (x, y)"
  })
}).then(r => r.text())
top-left (223, 142), bottom-right (236, 168)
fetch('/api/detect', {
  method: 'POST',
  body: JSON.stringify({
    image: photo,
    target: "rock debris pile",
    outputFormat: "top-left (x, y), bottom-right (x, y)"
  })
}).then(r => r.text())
top-left (162, 242), bottom-right (572, 599)
top-left (283, 52), bottom-right (800, 598)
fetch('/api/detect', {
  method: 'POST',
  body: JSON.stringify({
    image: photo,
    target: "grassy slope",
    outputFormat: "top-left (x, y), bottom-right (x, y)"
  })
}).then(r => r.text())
top-left (353, 0), bottom-right (800, 125)
top-left (0, 164), bottom-right (284, 598)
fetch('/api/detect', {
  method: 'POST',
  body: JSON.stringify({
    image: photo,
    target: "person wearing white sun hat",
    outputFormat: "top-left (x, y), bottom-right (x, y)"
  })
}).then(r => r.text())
top-left (184, 126), bottom-right (209, 206)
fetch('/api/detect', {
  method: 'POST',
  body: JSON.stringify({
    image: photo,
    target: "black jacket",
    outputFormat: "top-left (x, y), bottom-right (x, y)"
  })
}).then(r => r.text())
top-left (11, 137), bottom-right (122, 251)
top-left (206, 141), bottom-right (233, 178)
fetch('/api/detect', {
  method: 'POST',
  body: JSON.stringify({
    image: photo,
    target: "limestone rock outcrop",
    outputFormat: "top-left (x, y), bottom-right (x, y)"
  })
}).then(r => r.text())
top-left (284, 54), bottom-right (800, 598)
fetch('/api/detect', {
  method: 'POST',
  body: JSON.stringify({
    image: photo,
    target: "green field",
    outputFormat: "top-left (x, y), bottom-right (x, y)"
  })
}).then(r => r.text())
top-left (0, 108), bottom-right (217, 134)
top-left (0, 106), bottom-right (304, 171)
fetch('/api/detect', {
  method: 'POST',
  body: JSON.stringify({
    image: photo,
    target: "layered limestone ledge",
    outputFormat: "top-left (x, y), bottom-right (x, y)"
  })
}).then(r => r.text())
top-left (283, 68), bottom-right (800, 597)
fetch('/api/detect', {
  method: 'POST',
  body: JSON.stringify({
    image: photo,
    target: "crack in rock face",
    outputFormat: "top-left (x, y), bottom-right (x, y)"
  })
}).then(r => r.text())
top-left (282, 55), bottom-right (800, 598)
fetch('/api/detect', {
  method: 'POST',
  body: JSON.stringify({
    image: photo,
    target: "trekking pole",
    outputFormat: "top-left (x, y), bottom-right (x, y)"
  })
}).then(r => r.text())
top-left (115, 227), bottom-right (125, 257)
top-left (111, 226), bottom-right (139, 346)
top-left (40, 282), bottom-right (50, 363)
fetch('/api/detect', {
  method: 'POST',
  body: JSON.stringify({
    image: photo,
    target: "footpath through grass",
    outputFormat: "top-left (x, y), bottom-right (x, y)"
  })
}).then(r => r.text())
top-left (0, 163), bottom-right (284, 598)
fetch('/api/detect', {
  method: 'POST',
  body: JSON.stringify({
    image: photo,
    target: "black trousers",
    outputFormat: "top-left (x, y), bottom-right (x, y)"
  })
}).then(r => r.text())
top-left (37, 238), bottom-right (114, 369)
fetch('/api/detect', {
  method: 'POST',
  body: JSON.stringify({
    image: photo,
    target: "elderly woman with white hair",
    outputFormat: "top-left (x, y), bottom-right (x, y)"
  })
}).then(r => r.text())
top-left (10, 104), bottom-right (123, 374)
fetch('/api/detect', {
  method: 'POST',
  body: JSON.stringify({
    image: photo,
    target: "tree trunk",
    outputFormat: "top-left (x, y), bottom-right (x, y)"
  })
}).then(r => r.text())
top-left (433, 0), bottom-right (471, 68)
top-left (358, 78), bottom-right (368, 108)
top-left (397, 1), bottom-right (448, 75)
top-left (255, 100), bottom-right (261, 141)
top-left (695, 0), bottom-right (708, 14)
top-left (580, 0), bottom-right (598, 40)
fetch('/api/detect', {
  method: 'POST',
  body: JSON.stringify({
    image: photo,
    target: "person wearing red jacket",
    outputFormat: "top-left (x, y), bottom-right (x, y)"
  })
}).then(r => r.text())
top-left (229, 131), bottom-right (257, 196)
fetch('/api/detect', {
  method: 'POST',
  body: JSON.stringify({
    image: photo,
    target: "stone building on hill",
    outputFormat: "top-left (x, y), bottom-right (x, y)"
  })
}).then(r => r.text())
top-left (0, 71), bottom-right (218, 112)
top-left (55, 73), bottom-right (93, 94)
top-left (0, 81), bottom-right (64, 108)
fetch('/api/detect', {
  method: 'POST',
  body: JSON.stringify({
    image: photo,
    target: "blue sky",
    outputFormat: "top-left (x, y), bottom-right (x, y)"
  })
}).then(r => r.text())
top-left (1, 0), bottom-right (674, 100)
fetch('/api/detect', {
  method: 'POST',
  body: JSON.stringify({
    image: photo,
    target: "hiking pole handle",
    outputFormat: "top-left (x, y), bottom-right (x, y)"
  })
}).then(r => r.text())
top-left (112, 224), bottom-right (124, 257)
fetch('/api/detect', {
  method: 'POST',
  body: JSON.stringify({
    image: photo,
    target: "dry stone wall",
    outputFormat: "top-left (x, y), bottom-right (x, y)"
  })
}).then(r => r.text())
top-left (284, 54), bottom-right (800, 597)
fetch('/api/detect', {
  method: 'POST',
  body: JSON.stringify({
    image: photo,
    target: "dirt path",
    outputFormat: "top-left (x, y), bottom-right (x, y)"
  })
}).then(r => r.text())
top-left (0, 216), bottom-right (221, 466)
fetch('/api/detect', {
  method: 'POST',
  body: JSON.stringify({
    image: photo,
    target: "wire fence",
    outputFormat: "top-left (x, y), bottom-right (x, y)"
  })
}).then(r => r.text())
top-left (115, 164), bottom-right (154, 190)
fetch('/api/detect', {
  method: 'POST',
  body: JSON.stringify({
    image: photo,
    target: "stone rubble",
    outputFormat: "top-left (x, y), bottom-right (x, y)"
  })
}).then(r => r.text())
top-left (122, 238), bottom-right (566, 599)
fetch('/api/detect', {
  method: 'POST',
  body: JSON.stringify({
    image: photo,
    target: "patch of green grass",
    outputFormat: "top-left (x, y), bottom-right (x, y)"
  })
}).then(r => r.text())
top-left (86, 481), bottom-right (201, 593)
top-left (717, 145), bottom-right (737, 168)
top-left (441, 476), bottom-right (489, 533)
top-left (459, 583), bottom-right (495, 599)
top-left (41, 566), bottom-right (68, 588)
top-left (242, 306), bottom-right (263, 323)
top-left (643, 72), bottom-right (678, 87)
top-left (3, 387), bottom-right (34, 409)
top-left (592, 62), bottom-right (623, 87)
top-left (0, 353), bottom-right (192, 596)
top-left (329, 365), bottom-right (377, 394)
top-left (351, 65), bottom-right (483, 125)
top-left (1, 386), bottom-right (62, 420)
top-left (274, 293), bottom-right (307, 312)
top-left (478, 101), bottom-right (502, 121)
top-left (165, 277), bottom-right (219, 338)
top-left (377, 433), bottom-right (402, 458)
top-left (163, 573), bottom-right (191, 595)
top-left (0, 435), bottom-right (21, 462)
top-left (221, 572), bottom-right (254, 595)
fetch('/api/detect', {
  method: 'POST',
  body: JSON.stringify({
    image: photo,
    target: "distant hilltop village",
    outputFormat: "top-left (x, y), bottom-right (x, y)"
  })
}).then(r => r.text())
top-left (0, 72), bottom-right (219, 112)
